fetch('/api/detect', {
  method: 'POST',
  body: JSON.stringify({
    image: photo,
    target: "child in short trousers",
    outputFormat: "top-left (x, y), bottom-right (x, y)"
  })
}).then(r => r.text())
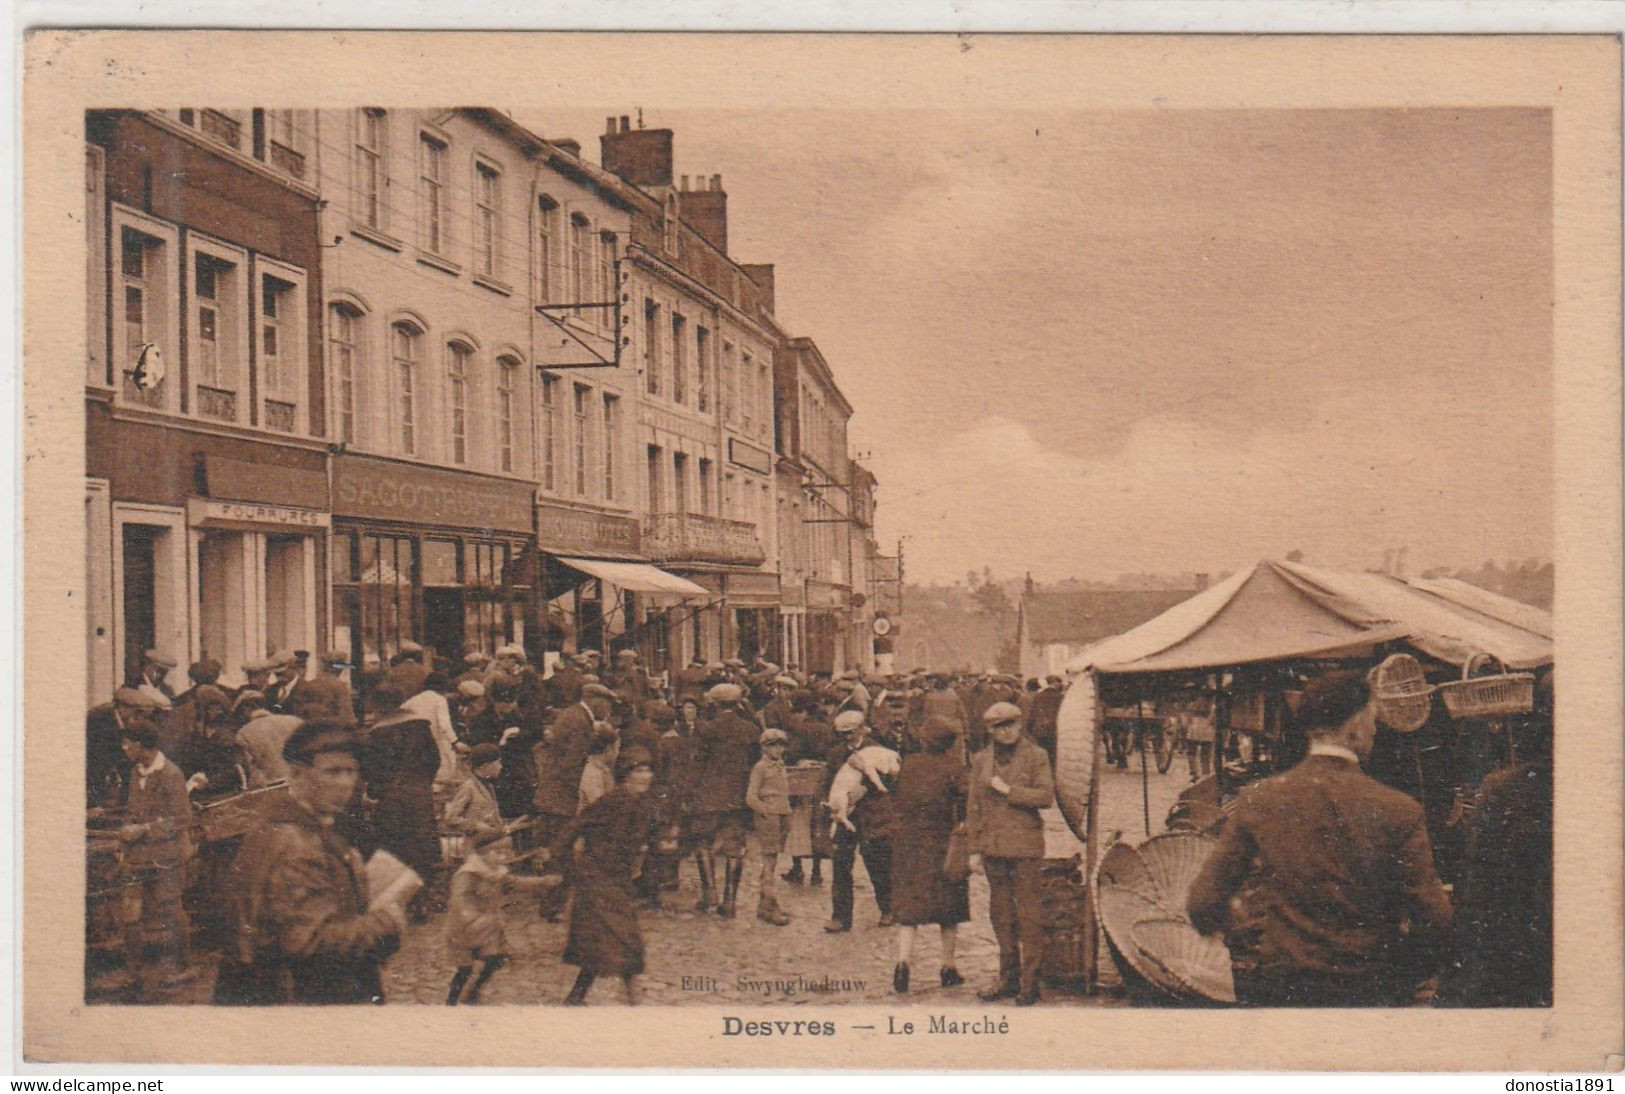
top-left (445, 831), bottom-right (560, 1004)
top-left (745, 729), bottom-right (793, 926)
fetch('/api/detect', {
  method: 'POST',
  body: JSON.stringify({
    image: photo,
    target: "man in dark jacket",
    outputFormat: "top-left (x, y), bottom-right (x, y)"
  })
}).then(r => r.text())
top-left (686, 684), bottom-right (760, 916)
top-left (1025, 675), bottom-right (1066, 764)
top-left (823, 709), bottom-right (898, 933)
top-left (215, 721), bottom-right (409, 1004)
top-left (1187, 670), bottom-right (1453, 1007)
top-left (967, 701), bottom-right (1055, 1004)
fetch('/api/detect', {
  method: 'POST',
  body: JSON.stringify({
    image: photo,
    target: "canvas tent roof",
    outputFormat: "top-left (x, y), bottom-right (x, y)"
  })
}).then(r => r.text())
top-left (1065, 560), bottom-right (1553, 676)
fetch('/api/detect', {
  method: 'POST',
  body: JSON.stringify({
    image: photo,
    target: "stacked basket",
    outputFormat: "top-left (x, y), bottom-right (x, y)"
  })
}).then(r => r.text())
top-left (1092, 832), bottom-right (1235, 1004)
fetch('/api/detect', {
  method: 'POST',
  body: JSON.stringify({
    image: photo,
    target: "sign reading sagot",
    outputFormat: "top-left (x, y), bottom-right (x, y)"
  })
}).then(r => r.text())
top-left (536, 501), bottom-right (642, 556)
top-left (332, 454), bottom-right (534, 535)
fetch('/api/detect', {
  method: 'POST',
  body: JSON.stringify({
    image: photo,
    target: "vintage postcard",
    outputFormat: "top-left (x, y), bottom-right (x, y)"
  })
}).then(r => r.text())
top-left (19, 29), bottom-right (1624, 1070)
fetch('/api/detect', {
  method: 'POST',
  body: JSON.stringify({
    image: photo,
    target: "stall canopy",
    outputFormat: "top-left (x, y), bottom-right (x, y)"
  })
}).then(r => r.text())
top-left (1065, 560), bottom-right (1553, 676)
top-left (554, 557), bottom-right (708, 598)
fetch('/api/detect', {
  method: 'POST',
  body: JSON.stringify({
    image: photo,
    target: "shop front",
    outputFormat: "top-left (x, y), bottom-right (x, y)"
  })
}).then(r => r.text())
top-left (85, 403), bottom-right (331, 695)
top-left (535, 501), bottom-right (708, 675)
top-left (804, 579), bottom-right (852, 676)
top-left (331, 453), bottom-right (535, 670)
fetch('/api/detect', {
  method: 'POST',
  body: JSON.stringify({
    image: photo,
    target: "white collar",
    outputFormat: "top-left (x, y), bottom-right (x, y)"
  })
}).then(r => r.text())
top-left (1309, 742), bottom-right (1360, 764)
top-left (137, 751), bottom-right (168, 779)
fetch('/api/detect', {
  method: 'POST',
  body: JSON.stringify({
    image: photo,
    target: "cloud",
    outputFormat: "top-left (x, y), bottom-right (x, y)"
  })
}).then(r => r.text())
top-left (878, 402), bottom-right (1552, 584)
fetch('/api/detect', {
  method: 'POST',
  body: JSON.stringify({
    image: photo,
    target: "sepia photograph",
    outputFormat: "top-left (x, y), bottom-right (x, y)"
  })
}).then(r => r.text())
top-left (19, 27), bottom-right (1623, 1071)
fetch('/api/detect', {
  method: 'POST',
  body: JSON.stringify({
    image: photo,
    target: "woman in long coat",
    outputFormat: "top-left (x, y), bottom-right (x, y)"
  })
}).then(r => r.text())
top-left (888, 715), bottom-right (970, 993)
top-left (553, 747), bottom-right (661, 1005)
top-left (364, 683), bottom-right (443, 884)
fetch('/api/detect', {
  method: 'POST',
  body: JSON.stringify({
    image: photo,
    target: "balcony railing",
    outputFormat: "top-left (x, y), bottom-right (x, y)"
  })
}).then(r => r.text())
top-left (268, 140), bottom-right (306, 180)
top-left (264, 399), bottom-right (297, 432)
top-left (197, 385), bottom-right (238, 422)
top-left (643, 512), bottom-right (767, 567)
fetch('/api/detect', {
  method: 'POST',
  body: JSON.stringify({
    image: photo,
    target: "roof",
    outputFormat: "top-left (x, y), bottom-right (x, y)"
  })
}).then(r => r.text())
top-left (1020, 589), bottom-right (1196, 647)
top-left (1065, 560), bottom-right (1554, 675)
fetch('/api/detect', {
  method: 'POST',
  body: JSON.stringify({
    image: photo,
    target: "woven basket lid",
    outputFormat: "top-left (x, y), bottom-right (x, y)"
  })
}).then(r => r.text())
top-left (1137, 831), bottom-right (1217, 911)
top-left (1052, 671), bottom-right (1099, 841)
top-left (1094, 884), bottom-right (1183, 998)
top-left (1132, 916), bottom-right (1237, 1004)
top-left (1371, 652), bottom-right (1433, 733)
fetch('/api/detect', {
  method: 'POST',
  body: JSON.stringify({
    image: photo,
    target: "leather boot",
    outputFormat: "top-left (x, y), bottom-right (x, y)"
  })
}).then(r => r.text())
top-left (693, 852), bottom-right (715, 913)
top-left (893, 963), bottom-right (910, 994)
top-left (717, 860), bottom-right (741, 918)
top-left (757, 895), bottom-right (789, 926)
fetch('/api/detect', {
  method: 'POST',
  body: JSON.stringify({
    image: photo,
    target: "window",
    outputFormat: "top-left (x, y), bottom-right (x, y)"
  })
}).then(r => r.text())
top-left (696, 326), bottom-right (711, 412)
top-left (111, 208), bottom-right (177, 411)
top-left (392, 323), bottom-right (420, 454)
top-left (698, 458), bottom-right (713, 515)
top-left (419, 133), bottom-right (447, 255)
top-left (572, 384), bottom-right (590, 496)
top-left (647, 446), bottom-right (663, 512)
top-left (447, 342), bottom-right (472, 464)
top-left (757, 360), bottom-right (771, 441)
top-left (568, 213), bottom-right (589, 316)
top-left (265, 110), bottom-right (306, 179)
top-left (355, 109), bottom-right (387, 231)
top-left (536, 197), bottom-right (558, 303)
top-left (671, 314), bottom-right (687, 404)
top-left (663, 193), bottom-right (679, 255)
top-left (475, 162), bottom-right (499, 277)
top-left (740, 351), bottom-right (754, 433)
top-left (188, 240), bottom-right (248, 424)
top-left (496, 355), bottom-right (519, 473)
top-left (721, 341), bottom-right (737, 426)
top-left (643, 299), bottom-right (660, 396)
top-left (540, 372), bottom-right (559, 491)
top-left (673, 452), bottom-right (689, 515)
top-left (258, 271), bottom-right (302, 432)
top-left (602, 393), bottom-right (619, 499)
top-left (200, 109), bottom-right (243, 150)
top-left (328, 304), bottom-right (361, 444)
top-left (598, 231), bottom-right (618, 331)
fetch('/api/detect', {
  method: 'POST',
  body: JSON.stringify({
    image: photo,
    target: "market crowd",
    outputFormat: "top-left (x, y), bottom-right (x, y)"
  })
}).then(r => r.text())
top-left (86, 645), bottom-right (1068, 1006)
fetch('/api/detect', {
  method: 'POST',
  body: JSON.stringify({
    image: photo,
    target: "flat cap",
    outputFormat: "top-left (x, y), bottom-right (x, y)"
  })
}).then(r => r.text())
top-left (283, 721), bottom-right (363, 766)
top-left (464, 651), bottom-right (492, 666)
top-left (616, 649), bottom-right (639, 660)
top-left (321, 648), bottom-right (351, 667)
top-left (457, 679), bottom-right (487, 700)
top-left (774, 675), bottom-right (798, 688)
top-left (113, 686), bottom-right (161, 709)
top-left (468, 742), bottom-right (502, 768)
top-left (582, 683), bottom-right (619, 701)
top-left (142, 649), bottom-right (178, 669)
top-left (760, 728), bottom-right (789, 746)
top-left (983, 701), bottom-right (1023, 726)
top-left (833, 710), bottom-right (866, 734)
top-left (398, 640), bottom-right (424, 655)
top-left (188, 658), bottom-right (222, 685)
top-left (241, 657), bottom-right (276, 674)
top-left (496, 644), bottom-right (525, 660)
top-left (706, 683), bottom-right (743, 704)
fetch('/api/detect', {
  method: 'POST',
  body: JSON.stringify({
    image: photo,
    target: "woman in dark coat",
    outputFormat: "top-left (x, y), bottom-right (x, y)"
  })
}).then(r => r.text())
top-left (888, 715), bottom-right (970, 993)
top-left (363, 682), bottom-right (443, 884)
top-left (554, 747), bottom-right (662, 1005)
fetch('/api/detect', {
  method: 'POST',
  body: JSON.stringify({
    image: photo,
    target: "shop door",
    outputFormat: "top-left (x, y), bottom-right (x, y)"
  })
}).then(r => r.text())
top-left (264, 534), bottom-right (311, 662)
top-left (421, 538), bottom-right (464, 665)
top-left (121, 524), bottom-right (157, 685)
top-left (806, 612), bottom-right (836, 676)
top-left (735, 608), bottom-right (761, 663)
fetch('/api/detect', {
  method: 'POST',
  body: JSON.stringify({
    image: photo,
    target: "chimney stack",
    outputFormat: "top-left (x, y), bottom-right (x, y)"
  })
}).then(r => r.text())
top-left (601, 115), bottom-right (673, 188)
top-left (741, 263), bottom-right (775, 313)
top-left (681, 174), bottom-right (728, 254)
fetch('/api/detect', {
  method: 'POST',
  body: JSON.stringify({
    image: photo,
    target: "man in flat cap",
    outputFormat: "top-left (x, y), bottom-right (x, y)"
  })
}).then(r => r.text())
top-left (543, 650), bottom-right (586, 708)
top-left (530, 682), bottom-right (605, 916)
top-left (673, 657), bottom-right (709, 709)
top-left (86, 686), bottom-right (164, 806)
top-left (99, 717), bottom-right (194, 997)
top-left (130, 649), bottom-right (179, 708)
top-left (237, 657), bottom-right (276, 702)
top-left (968, 700), bottom-right (1055, 1005)
top-left (609, 648), bottom-right (651, 708)
top-left (215, 721), bottom-right (413, 1005)
top-left (292, 649), bottom-right (358, 728)
top-left (686, 683), bottom-right (760, 916)
top-left (261, 650), bottom-right (306, 715)
top-left (822, 708), bottom-right (896, 932)
top-left (1188, 670), bottom-right (1453, 1006)
top-left (1025, 675), bottom-right (1066, 766)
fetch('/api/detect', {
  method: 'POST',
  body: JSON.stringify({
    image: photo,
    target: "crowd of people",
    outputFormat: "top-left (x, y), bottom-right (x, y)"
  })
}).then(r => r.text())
top-left (85, 644), bottom-right (1069, 1007)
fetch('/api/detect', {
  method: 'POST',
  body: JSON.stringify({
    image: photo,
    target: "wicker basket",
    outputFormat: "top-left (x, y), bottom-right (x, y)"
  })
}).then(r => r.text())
top-left (1371, 653), bottom-right (1434, 733)
top-left (786, 762), bottom-right (826, 798)
top-left (1436, 673), bottom-right (1535, 719)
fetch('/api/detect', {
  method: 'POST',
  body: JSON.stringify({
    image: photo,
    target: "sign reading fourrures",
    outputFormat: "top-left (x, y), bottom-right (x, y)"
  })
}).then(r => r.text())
top-left (66, 73), bottom-right (1582, 1032)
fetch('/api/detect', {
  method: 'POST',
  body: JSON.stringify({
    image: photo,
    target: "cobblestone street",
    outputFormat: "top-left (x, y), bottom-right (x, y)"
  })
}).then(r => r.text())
top-left (88, 759), bottom-right (1189, 1008)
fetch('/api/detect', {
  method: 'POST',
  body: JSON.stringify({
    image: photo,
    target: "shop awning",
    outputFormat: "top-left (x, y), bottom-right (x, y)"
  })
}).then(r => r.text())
top-left (555, 557), bottom-right (708, 597)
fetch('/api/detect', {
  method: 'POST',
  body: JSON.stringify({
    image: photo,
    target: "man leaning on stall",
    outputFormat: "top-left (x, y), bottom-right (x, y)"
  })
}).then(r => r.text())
top-left (1187, 669), bottom-right (1453, 1007)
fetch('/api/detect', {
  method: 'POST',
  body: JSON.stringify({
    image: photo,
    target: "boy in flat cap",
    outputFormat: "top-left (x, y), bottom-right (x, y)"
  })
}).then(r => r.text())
top-left (215, 721), bottom-right (413, 1005)
top-left (746, 729), bottom-right (793, 925)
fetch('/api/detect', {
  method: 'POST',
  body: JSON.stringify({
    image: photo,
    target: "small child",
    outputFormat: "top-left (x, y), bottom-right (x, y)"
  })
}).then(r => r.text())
top-left (445, 831), bottom-right (560, 1005)
top-left (745, 729), bottom-right (793, 926)
top-left (443, 742), bottom-right (507, 846)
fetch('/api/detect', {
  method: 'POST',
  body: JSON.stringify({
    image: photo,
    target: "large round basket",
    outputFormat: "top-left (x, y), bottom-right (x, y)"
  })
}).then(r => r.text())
top-left (1052, 671), bottom-right (1100, 841)
top-left (1371, 653), bottom-right (1433, 733)
top-left (1132, 916), bottom-right (1236, 1004)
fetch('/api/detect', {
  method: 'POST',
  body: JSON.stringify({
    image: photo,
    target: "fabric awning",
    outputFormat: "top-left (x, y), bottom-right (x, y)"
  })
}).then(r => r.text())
top-left (555, 557), bottom-right (708, 597)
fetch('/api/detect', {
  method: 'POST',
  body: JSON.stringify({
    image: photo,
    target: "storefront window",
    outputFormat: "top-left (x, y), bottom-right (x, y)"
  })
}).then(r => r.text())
top-left (350, 532), bottom-right (416, 667)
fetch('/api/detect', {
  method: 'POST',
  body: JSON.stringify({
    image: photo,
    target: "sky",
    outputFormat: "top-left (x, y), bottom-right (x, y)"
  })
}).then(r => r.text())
top-left (533, 107), bottom-right (1553, 586)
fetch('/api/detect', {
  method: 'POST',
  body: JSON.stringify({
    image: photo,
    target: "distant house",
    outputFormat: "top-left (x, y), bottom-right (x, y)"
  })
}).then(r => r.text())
top-left (897, 589), bottom-right (1008, 674)
top-left (1015, 586), bottom-right (1200, 678)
